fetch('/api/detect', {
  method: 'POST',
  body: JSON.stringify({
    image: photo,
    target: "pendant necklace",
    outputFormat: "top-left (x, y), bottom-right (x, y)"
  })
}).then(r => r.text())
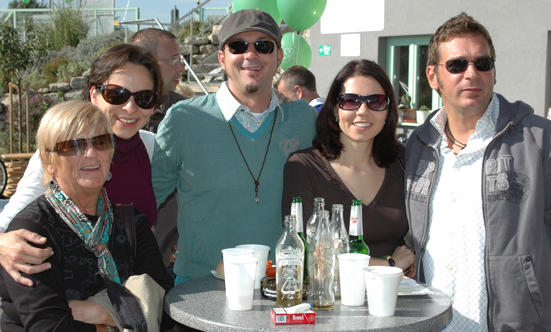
top-left (228, 108), bottom-right (278, 204)
top-left (445, 120), bottom-right (467, 151)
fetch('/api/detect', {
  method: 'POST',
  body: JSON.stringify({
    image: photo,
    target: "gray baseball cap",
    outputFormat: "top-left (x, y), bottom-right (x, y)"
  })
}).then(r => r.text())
top-left (218, 9), bottom-right (282, 51)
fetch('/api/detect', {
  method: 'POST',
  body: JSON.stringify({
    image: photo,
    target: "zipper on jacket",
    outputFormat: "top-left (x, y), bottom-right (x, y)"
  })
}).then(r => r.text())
top-left (481, 121), bottom-right (513, 331)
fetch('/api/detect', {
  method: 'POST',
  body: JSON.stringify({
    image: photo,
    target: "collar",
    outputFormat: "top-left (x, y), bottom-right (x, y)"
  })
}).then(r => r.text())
top-left (215, 82), bottom-right (283, 122)
top-left (430, 92), bottom-right (499, 139)
top-left (309, 97), bottom-right (325, 107)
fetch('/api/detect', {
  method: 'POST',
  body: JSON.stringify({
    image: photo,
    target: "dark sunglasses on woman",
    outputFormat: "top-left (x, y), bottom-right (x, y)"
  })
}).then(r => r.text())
top-left (226, 40), bottom-right (275, 54)
top-left (338, 93), bottom-right (390, 111)
top-left (47, 133), bottom-right (114, 157)
top-left (440, 57), bottom-right (495, 74)
top-left (96, 84), bottom-right (158, 109)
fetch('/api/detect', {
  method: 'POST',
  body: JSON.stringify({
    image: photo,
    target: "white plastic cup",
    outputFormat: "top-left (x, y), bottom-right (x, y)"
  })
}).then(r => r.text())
top-left (338, 253), bottom-right (371, 306)
top-left (224, 257), bottom-right (258, 311)
top-left (364, 266), bottom-right (403, 316)
top-left (235, 244), bottom-right (270, 289)
top-left (222, 248), bottom-right (254, 298)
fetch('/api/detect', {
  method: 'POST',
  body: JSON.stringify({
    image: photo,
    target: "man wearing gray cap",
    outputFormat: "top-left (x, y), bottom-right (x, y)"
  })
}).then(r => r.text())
top-left (151, 9), bottom-right (317, 283)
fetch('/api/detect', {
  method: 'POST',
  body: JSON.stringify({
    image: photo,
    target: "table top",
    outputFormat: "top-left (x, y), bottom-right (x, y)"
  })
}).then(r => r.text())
top-left (165, 275), bottom-right (452, 332)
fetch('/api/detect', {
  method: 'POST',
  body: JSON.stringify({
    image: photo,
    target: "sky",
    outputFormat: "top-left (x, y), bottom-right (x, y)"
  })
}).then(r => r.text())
top-left (0, 0), bottom-right (232, 25)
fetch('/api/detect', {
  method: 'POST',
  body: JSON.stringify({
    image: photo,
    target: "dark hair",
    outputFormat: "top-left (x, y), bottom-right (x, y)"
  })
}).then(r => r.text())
top-left (428, 12), bottom-right (496, 68)
top-left (82, 44), bottom-right (162, 110)
top-left (279, 65), bottom-right (317, 92)
top-left (313, 59), bottom-right (400, 168)
top-left (130, 28), bottom-right (177, 54)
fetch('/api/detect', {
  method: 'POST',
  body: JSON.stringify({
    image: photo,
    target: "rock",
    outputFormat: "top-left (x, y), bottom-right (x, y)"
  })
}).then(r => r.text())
top-left (49, 83), bottom-right (71, 92)
top-left (192, 54), bottom-right (209, 64)
top-left (186, 36), bottom-right (209, 45)
top-left (23, 89), bottom-right (38, 98)
top-left (64, 89), bottom-right (84, 100)
top-left (38, 88), bottom-right (49, 94)
top-left (181, 45), bottom-right (199, 56)
top-left (208, 33), bottom-right (219, 45)
top-left (82, 69), bottom-right (91, 77)
top-left (199, 44), bottom-right (218, 54)
top-left (44, 93), bottom-right (60, 102)
top-left (211, 25), bottom-right (222, 36)
top-left (70, 77), bottom-right (87, 89)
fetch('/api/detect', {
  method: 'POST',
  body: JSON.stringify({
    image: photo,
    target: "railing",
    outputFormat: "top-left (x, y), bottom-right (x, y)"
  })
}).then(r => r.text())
top-left (0, 7), bottom-right (140, 35)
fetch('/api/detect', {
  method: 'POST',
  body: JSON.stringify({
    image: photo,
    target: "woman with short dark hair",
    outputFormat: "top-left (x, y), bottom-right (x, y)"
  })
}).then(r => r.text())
top-left (282, 59), bottom-right (416, 275)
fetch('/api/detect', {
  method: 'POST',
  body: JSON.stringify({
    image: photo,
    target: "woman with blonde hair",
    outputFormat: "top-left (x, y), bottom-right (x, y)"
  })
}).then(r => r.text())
top-left (0, 100), bottom-right (173, 331)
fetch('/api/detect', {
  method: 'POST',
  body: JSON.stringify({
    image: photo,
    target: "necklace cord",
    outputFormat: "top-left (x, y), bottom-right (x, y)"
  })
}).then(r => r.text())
top-left (445, 120), bottom-right (467, 150)
top-left (228, 108), bottom-right (278, 203)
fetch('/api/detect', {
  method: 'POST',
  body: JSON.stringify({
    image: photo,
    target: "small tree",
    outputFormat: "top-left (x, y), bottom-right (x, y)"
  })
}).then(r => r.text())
top-left (0, 18), bottom-right (47, 153)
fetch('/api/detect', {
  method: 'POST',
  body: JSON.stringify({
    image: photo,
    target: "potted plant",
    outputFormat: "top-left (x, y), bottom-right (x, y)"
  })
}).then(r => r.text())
top-left (398, 82), bottom-right (416, 123)
top-left (416, 105), bottom-right (431, 124)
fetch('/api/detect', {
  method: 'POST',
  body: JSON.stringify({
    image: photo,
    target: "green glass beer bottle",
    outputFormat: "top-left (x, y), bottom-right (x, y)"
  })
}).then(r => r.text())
top-left (348, 200), bottom-right (370, 255)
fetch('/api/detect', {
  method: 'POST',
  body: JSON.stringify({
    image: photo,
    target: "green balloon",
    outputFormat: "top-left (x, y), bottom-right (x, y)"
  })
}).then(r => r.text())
top-left (280, 32), bottom-right (311, 71)
top-left (277, 0), bottom-right (327, 31)
top-left (232, 0), bottom-right (281, 25)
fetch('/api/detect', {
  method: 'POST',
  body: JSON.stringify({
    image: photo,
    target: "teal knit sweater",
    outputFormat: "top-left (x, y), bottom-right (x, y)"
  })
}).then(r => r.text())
top-left (152, 94), bottom-right (317, 279)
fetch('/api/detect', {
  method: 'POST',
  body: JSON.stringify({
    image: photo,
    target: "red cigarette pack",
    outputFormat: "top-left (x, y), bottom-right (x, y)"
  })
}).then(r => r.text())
top-left (270, 308), bottom-right (316, 325)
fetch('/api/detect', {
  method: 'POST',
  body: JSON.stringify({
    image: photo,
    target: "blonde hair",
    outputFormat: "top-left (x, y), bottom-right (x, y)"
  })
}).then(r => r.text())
top-left (37, 100), bottom-right (113, 187)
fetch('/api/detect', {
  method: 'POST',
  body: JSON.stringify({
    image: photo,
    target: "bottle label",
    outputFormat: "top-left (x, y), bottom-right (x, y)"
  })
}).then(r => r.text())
top-left (349, 209), bottom-right (362, 236)
top-left (278, 250), bottom-right (303, 295)
top-left (291, 203), bottom-right (304, 233)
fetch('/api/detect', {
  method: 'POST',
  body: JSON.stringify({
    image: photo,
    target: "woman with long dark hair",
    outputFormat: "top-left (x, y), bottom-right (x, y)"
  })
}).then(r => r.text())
top-left (282, 59), bottom-right (415, 275)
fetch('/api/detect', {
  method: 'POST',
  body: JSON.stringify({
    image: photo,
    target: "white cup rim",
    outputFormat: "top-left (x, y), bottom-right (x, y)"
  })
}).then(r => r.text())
top-left (222, 248), bottom-right (254, 255)
top-left (235, 244), bottom-right (270, 252)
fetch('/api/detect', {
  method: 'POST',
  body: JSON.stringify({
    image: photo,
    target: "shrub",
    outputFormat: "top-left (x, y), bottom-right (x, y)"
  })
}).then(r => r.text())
top-left (40, 2), bottom-right (89, 51)
top-left (57, 61), bottom-right (86, 83)
top-left (42, 57), bottom-right (70, 83)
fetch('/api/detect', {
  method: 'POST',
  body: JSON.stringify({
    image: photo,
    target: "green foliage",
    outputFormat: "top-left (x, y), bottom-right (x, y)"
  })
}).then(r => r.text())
top-left (42, 57), bottom-right (70, 83)
top-left (21, 71), bottom-right (49, 91)
top-left (419, 105), bottom-right (430, 111)
top-left (57, 61), bottom-right (86, 83)
top-left (40, 2), bottom-right (89, 51)
top-left (8, 0), bottom-right (48, 9)
top-left (0, 18), bottom-right (47, 85)
top-left (171, 18), bottom-right (214, 44)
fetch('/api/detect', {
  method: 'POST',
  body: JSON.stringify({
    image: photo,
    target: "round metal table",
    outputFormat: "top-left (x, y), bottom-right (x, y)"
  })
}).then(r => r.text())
top-left (165, 275), bottom-right (452, 331)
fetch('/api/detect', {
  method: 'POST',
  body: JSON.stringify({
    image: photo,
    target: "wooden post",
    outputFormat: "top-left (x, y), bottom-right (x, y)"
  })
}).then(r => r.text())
top-left (8, 84), bottom-right (13, 154)
top-left (25, 83), bottom-right (30, 153)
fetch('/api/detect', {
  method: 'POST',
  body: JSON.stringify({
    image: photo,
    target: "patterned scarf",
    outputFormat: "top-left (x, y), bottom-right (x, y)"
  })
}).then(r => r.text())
top-left (44, 180), bottom-right (121, 283)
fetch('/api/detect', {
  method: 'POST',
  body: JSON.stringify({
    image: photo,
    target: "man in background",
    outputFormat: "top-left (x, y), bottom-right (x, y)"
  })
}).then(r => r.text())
top-left (276, 65), bottom-right (324, 112)
top-left (131, 28), bottom-right (188, 133)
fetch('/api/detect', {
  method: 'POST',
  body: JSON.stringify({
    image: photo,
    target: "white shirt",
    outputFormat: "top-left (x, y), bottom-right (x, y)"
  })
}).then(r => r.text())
top-left (215, 82), bottom-right (282, 133)
top-left (0, 130), bottom-right (156, 232)
top-left (424, 93), bottom-right (499, 331)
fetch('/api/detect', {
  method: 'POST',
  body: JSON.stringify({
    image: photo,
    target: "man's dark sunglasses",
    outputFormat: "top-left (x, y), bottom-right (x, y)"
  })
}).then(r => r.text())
top-left (48, 133), bottom-right (114, 157)
top-left (96, 84), bottom-right (158, 109)
top-left (441, 57), bottom-right (495, 74)
top-left (337, 93), bottom-right (390, 111)
top-left (227, 40), bottom-right (275, 54)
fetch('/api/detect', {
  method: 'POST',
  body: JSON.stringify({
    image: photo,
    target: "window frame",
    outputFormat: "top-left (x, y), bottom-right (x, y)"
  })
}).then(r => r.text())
top-left (386, 35), bottom-right (442, 110)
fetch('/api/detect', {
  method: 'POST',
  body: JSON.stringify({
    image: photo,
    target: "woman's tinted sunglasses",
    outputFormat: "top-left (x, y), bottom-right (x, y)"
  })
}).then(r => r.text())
top-left (48, 133), bottom-right (114, 157)
top-left (96, 84), bottom-right (158, 109)
top-left (440, 57), bottom-right (495, 74)
top-left (338, 93), bottom-right (390, 111)
top-left (226, 40), bottom-right (275, 54)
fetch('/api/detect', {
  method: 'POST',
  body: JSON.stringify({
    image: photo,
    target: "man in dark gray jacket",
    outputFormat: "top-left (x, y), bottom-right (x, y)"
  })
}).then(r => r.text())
top-left (404, 13), bottom-right (551, 331)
